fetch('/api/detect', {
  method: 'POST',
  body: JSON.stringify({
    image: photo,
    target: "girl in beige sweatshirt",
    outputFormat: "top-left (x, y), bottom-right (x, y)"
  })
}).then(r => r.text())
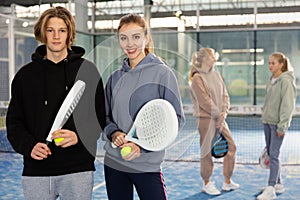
top-left (189, 48), bottom-right (239, 195)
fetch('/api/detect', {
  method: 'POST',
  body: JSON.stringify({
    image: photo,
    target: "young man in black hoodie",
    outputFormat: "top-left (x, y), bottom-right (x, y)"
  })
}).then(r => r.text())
top-left (6, 6), bottom-right (106, 200)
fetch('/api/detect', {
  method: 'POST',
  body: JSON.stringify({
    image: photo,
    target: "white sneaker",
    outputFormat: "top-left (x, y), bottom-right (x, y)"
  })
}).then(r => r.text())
top-left (257, 186), bottom-right (276, 200)
top-left (274, 184), bottom-right (285, 194)
top-left (201, 181), bottom-right (221, 195)
top-left (260, 184), bottom-right (285, 194)
top-left (222, 179), bottom-right (240, 191)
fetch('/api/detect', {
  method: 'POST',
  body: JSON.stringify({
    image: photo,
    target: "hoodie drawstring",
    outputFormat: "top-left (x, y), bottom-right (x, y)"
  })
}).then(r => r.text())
top-left (43, 58), bottom-right (69, 106)
top-left (49, 176), bottom-right (52, 194)
top-left (63, 59), bottom-right (69, 91)
top-left (42, 57), bottom-right (48, 106)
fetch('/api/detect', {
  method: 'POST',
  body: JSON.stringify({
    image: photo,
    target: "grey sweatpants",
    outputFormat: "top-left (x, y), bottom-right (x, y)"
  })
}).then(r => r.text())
top-left (22, 171), bottom-right (94, 200)
top-left (263, 123), bottom-right (284, 186)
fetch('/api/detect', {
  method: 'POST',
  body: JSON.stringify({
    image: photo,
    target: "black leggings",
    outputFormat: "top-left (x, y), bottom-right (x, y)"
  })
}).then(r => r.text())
top-left (104, 164), bottom-right (168, 200)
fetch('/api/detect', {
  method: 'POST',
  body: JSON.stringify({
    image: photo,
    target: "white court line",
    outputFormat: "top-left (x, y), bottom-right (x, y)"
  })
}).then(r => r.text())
top-left (93, 181), bottom-right (106, 191)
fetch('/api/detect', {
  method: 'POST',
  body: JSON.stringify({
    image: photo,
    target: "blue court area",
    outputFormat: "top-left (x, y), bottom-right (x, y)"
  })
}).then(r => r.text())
top-left (1, 153), bottom-right (300, 200)
top-left (1, 115), bottom-right (300, 199)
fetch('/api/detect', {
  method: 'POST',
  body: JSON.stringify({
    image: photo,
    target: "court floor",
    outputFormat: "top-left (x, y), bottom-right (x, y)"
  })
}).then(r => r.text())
top-left (1, 115), bottom-right (300, 199)
top-left (1, 152), bottom-right (300, 200)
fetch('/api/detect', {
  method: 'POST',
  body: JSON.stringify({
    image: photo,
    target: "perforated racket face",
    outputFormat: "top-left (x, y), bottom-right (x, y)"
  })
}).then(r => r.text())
top-left (65, 87), bottom-right (85, 119)
top-left (127, 99), bottom-right (178, 151)
top-left (135, 103), bottom-right (168, 147)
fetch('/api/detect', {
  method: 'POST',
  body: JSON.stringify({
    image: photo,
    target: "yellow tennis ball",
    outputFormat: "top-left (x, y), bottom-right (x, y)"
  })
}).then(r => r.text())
top-left (54, 137), bottom-right (64, 143)
top-left (120, 146), bottom-right (132, 157)
top-left (54, 133), bottom-right (64, 143)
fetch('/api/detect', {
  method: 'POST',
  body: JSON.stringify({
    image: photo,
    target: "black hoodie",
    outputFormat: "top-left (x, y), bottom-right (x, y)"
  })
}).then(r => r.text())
top-left (6, 45), bottom-right (106, 176)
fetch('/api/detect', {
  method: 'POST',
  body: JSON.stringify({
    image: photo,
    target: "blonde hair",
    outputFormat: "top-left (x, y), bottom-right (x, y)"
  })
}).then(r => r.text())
top-left (270, 52), bottom-right (293, 72)
top-left (34, 6), bottom-right (76, 49)
top-left (189, 48), bottom-right (215, 82)
top-left (117, 13), bottom-right (154, 55)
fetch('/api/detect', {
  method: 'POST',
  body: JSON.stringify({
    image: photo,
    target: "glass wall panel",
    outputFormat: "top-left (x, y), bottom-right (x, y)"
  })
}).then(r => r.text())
top-left (199, 31), bottom-right (255, 105)
top-left (0, 15), bottom-right (9, 101)
top-left (76, 32), bottom-right (94, 60)
top-left (94, 28), bottom-right (300, 106)
top-left (0, 15), bottom-right (37, 102)
top-left (2, 16), bottom-right (299, 107)
top-left (153, 31), bottom-right (199, 104)
top-left (94, 34), bottom-right (124, 84)
top-left (257, 29), bottom-right (300, 105)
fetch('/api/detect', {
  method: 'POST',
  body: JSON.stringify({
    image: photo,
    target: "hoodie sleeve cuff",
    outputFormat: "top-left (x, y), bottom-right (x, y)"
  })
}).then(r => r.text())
top-left (277, 127), bottom-right (285, 134)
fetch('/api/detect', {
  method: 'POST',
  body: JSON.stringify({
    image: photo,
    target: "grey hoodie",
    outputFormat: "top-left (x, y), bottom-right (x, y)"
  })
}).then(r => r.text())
top-left (262, 71), bottom-right (297, 133)
top-left (103, 53), bottom-right (185, 172)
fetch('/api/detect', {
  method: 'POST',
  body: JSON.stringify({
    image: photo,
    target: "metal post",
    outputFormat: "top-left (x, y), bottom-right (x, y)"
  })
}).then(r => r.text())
top-left (196, 3), bottom-right (201, 50)
top-left (91, 2), bottom-right (95, 34)
top-left (74, 0), bottom-right (88, 33)
top-left (253, 0), bottom-right (257, 105)
top-left (8, 4), bottom-right (15, 100)
top-left (144, 0), bottom-right (152, 26)
top-left (196, 3), bottom-right (200, 31)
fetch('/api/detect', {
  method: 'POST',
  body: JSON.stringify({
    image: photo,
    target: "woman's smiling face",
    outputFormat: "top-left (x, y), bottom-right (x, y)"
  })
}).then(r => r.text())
top-left (118, 23), bottom-right (147, 68)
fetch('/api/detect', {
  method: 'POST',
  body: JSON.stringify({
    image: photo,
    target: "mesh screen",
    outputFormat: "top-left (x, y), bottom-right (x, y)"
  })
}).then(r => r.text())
top-left (1, 103), bottom-right (300, 165)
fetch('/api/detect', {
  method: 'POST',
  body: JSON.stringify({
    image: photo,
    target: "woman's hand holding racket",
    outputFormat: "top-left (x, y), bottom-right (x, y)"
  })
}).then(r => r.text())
top-left (111, 99), bottom-right (178, 151)
top-left (216, 112), bottom-right (226, 129)
top-left (112, 131), bottom-right (141, 160)
top-left (111, 131), bottom-right (127, 147)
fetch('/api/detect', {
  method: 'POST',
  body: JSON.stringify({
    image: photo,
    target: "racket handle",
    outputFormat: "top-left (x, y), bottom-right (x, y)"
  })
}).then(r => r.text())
top-left (111, 142), bottom-right (117, 148)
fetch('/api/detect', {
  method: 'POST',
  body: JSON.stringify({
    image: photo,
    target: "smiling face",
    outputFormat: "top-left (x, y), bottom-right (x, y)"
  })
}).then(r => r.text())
top-left (45, 17), bottom-right (68, 60)
top-left (269, 55), bottom-right (283, 77)
top-left (118, 23), bottom-right (147, 68)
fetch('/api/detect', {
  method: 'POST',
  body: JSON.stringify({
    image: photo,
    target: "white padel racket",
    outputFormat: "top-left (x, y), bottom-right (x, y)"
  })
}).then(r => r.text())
top-left (112, 99), bottom-right (179, 151)
top-left (259, 147), bottom-right (270, 169)
top-left (45, 80), bottom-right (86, 144)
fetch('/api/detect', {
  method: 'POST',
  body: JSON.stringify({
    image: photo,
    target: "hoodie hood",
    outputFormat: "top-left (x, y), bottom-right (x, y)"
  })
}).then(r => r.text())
top-left (121, 53), bottom-right (165, 72)
top-left (274, 71), bottom-right (295, 83)
top-left (32, 45), bottom-right (85, 63)
top-left (190, 65), bottom-right (215, 78)
top-left (31, 45), bottom-right (85, 105)
top-left (190, 66), bottom-right (199, 78)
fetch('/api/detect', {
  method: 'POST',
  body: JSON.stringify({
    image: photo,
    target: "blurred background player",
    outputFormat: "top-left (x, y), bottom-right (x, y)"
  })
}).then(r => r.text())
top-left (189, 47), bottom-right (239, 195)
top-left (258, 52), bottom-right (296, 200)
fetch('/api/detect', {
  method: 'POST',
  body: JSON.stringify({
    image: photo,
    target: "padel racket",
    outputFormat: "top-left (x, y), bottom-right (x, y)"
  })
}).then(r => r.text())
top-left (45, 80), bottom-right (86, 144)
top-left (259, 147), bottom-right (270, 169)
top-left (112, 99), bottom-right (178, 151)
top-left (211, 129), bottom-right (228, 158)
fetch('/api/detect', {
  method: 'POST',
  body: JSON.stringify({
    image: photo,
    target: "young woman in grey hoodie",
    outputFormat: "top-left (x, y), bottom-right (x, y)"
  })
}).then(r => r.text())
top-left (258, 52), bottom-right (297, 200)
top-left (103, 14), bottom-right (185, 200)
